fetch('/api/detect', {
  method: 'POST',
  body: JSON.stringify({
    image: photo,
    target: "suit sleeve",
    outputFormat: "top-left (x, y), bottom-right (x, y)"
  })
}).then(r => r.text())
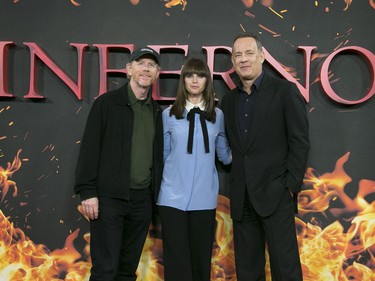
top-left (74, 99), bottom-right (104, 201)
top-left (284, 82), bottom-right (310, 193)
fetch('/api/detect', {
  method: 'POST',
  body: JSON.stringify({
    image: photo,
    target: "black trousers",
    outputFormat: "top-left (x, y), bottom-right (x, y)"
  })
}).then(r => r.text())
top-left (158, 206), bottom-right (216, 281)
top-left (233, 189), bottom-right (303, 281)
top-left (89, 189), bottom-right (152, 281)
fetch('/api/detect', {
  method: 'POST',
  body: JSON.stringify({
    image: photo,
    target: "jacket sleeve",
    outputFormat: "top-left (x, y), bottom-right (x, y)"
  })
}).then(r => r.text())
top-left (74, 99), bottom-right (104, 201)
top-left (284, 82), bottom-right (310, 193)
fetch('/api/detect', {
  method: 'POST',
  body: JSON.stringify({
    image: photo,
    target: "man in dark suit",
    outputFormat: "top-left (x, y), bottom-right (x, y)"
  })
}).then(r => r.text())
top-left (220, 32), bottom-right (310, 281)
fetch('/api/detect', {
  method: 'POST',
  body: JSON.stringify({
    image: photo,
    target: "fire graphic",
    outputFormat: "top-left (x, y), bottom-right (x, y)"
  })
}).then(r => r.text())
top-left (298, 152), bottom-right (375, 281)
top-left (0, 149), bottom-right (22, 202)
top-left (0, 210), bottom-right (91, 280)
top-left (0, 197), bottom-right (234, 281)
top-left (0, 151), bottom-right (374, 280)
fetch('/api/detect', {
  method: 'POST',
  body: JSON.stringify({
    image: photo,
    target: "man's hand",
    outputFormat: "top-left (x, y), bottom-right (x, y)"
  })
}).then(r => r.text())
top-left (81, 197), bottom-right (99, 220)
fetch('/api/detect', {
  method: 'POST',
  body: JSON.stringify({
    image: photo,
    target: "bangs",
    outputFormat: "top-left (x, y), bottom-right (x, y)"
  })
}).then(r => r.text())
top-left (181, 58), bottom-right (211, 78)
top-left (183, 70), bottom-right (208, 78)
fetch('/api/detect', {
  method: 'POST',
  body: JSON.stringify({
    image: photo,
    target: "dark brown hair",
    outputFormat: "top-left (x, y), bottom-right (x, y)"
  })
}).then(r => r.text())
top-left (170, 58), bottom-right (216, 122)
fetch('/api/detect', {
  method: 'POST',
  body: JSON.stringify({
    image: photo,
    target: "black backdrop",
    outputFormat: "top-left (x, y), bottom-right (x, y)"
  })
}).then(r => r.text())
top-left (0, 1), bottom-right (374, 280)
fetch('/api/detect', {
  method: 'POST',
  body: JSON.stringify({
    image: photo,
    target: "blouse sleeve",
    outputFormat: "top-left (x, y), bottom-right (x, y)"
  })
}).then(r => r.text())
top-left (162, 109), bottom-right (171, 162)
top-left (215, 109), bottom-right (232, 165)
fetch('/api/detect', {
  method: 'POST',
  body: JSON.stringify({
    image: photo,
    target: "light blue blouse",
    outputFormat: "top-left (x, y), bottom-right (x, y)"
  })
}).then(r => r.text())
top-left (157, 106), bottom-right (232, 211)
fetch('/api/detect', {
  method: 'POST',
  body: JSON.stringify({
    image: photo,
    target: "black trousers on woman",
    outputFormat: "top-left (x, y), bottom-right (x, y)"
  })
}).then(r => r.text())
top-left (158, 206), bottom-right (216, 281)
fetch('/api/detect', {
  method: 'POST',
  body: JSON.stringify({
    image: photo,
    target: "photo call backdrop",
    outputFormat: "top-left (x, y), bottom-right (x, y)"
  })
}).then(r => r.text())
top-left (0, 0), bottom-right (374, 280)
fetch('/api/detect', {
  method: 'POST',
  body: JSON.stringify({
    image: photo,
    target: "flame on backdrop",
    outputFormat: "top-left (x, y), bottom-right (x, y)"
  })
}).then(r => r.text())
top-left (242, 0), bottom-right (273, 8)
top-left (0, 151), bottom-right (374, 280)
top-left (298, 152), bottom-right (375, 281)
top-left (164, 0), bottom-right (187, 10)
top-left (343, 0), bottom-right (353, 11)
top-left (0, 211), bottom-right (91, 280)
top-left (70, 0), bottom-right (81, 7)
top-left (0, 149), bottom-right (22, 202)
top-left (0, 196), bottom-right (235, 281)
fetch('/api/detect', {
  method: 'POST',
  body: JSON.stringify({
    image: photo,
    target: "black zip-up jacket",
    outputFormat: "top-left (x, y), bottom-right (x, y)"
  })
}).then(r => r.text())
top-left (74, 83), bottom-right (163, 202)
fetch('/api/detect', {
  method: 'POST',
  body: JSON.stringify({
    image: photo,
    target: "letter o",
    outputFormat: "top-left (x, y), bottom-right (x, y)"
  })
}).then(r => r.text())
top-left (320, 46), bottom-right (375, 105)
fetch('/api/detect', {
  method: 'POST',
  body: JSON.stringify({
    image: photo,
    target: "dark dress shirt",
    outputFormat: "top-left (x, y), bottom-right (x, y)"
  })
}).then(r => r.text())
top-left (237, 72), bottom-right (264, 145)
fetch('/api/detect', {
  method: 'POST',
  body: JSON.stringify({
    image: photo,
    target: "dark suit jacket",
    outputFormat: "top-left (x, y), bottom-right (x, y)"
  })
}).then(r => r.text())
top-left (221, 72), bottom-right (309, 219)
top-left (74, 83), bottom-right (164, 202)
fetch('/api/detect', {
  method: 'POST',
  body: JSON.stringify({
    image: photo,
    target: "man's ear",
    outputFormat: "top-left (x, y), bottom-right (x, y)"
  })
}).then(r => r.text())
top-left (126, 62), bottom-right (132, 76)
top-left (260, 51), bottom-right (265, 64)
top-left (231, 56), bottom-right (235, 67)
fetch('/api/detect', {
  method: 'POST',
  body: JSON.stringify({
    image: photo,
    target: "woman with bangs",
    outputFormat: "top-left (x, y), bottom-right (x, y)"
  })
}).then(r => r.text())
top-left (157, 58), bottom-right (232, 281)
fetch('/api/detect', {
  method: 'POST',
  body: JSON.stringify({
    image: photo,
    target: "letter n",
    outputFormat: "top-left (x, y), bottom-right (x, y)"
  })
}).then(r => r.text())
top-left (23, 42), bottom-right (88, 100)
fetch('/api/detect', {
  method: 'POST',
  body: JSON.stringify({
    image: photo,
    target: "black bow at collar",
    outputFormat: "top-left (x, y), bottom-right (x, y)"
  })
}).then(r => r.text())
top-left (187, 107), bottom-right (209, 154)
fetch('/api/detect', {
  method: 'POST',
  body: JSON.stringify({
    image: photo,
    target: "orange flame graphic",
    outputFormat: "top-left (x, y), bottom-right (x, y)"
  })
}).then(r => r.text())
top-left (342, 0), bottom-right (375, 10)
top-left (343, 0), bottom-right (353, 11)
top-left (298, 152), bottom-right (375, 281)
top-left (0, 149), bottom-right (22, 202)
top-left (211, 196), bottom-right (236, 280)
top-left (0, 210), bottom-right (91, 280)
top-left (70, 0), bottom-right (81, 6)
top-left (0, 151), bottom-right (374, 280)
top-left (164, 0), bottom-right (187, 10)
